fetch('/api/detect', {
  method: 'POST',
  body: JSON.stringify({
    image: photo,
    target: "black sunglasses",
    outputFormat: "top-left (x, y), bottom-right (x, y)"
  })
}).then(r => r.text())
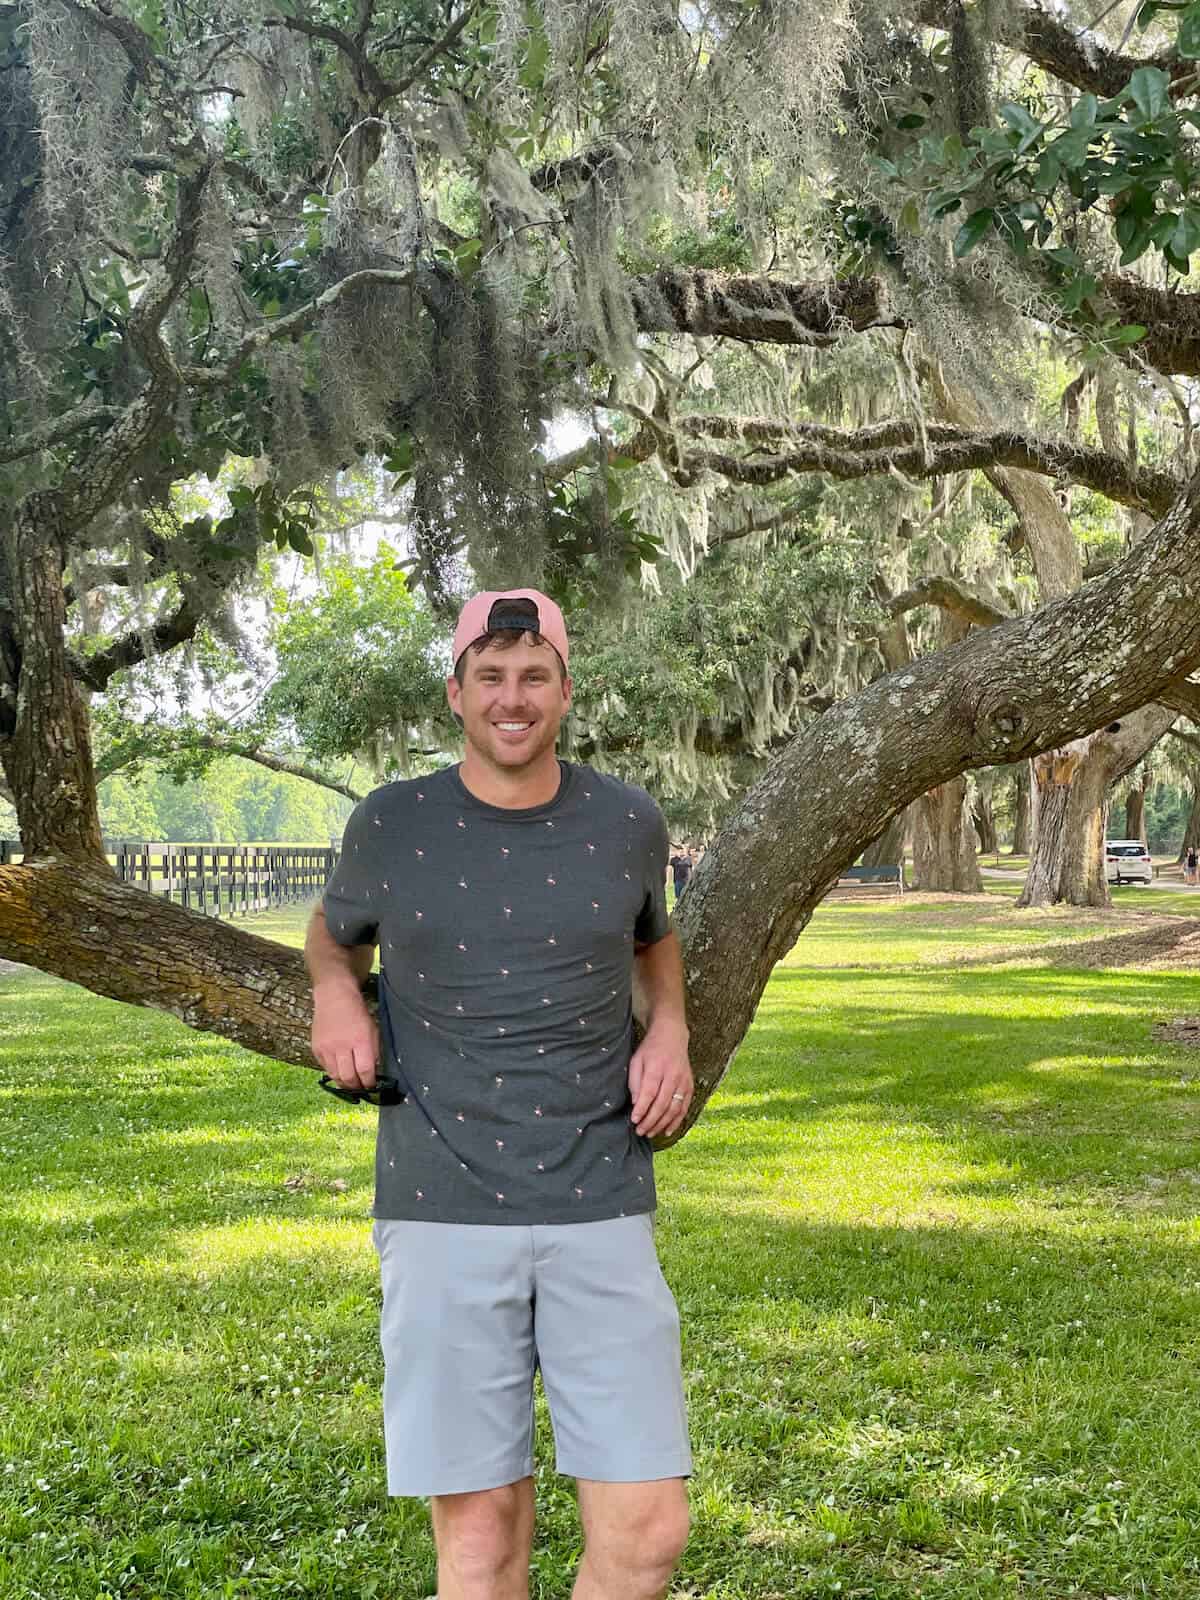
top-left (318, 1073), bottom-right (406, 1107)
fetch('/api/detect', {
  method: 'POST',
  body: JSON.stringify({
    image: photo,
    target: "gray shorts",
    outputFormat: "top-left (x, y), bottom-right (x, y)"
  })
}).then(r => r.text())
top-left (372, 1213), bottom-right (692, 1497)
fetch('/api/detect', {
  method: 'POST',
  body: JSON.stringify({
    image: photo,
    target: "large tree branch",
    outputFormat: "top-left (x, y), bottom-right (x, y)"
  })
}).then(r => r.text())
top-left (7, 471), bottom-right (1200, 1110)
top-left (677, 422), bottom-right (1179, 515)
top-left (1098, 275), bottom-right (1200, 379)
top-left (620, 408), bottom-right (1176, 516)
top-left (626, 268), bottom-right (1200, 379)
top-left (628, 269), bottom-right (899, 344)
top-left (667, 467), bottom-right (1200, 1139)
top-left (266, 1), bottom-right (476, 104)
top-left (56, 165), bottom-right (213, 532)
top-left (0, 403), bottom-right (123, 467)
top-left (183, 266), bottom-right (416, 387)
top-left (95, 730), bottom-right (364, 802)
top-left (70, 597), bottom-right (202, 692)
top-left (1158, 676), bottom-right (1200, 720)
top-left (912, 0), bottom-right (1191, 99)
top-left (888, 576), bottom-right (1010, 629)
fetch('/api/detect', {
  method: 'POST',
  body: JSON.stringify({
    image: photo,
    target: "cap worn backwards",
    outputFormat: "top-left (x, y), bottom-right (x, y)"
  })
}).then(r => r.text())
top-left (452, 588), bottom-right (569, 670)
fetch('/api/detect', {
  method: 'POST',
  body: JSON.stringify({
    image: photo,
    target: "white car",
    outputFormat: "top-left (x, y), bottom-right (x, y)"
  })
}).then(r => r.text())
top-left (1105, 840), bottom-right (1154, 885)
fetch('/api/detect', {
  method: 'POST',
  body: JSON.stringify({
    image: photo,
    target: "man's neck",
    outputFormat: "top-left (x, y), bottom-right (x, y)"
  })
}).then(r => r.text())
top-left (457, 750), bottom-right (563, 810)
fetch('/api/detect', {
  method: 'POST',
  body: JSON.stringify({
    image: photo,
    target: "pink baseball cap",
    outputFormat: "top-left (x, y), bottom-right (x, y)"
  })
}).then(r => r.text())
top-left (451, 588), bottom-right (570, 670)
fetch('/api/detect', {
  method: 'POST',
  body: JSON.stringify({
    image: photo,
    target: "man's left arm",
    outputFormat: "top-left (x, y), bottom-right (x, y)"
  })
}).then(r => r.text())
top-left (629, 931), bottom-right (693, 1139)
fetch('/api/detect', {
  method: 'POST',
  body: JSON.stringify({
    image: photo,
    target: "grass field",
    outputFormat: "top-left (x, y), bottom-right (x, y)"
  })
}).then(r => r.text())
top-left (3, 892), bottom-right (1200, 1599)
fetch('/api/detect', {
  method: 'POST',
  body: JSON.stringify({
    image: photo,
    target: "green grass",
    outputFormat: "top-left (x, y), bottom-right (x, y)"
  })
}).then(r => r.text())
top-left (4, 895), bottom-right (1200, 1597)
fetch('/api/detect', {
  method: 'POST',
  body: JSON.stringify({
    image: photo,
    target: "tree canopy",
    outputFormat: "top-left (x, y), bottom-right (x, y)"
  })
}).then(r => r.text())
top-left (7, 0), bottom-right (1200, 1127)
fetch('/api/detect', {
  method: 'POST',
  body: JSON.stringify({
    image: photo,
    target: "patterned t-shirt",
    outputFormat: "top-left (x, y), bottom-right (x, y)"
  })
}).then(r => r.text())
top-left (322, 761), bottom-right (671, 1224)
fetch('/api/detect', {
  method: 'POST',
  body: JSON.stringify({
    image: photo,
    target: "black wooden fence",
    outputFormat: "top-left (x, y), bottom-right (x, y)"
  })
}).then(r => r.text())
top-left (0, 839), bottom-right (340, 919)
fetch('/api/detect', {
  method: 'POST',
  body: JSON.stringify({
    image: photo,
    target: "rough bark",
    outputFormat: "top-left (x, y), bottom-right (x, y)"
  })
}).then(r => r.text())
top-left (1012, 763), bottom-right (1032, 855)
top-left (628, 269), bottom-right (893, 345)
top-left (627, 269), bottom-right (1200, 382)
top-left (972, 786), bottom-right (999, 855)
top-left (1017, 706), bottom-right (1174, 908)
top-left (909, 610), bottom-right (984, 891)
top-left (0, 859), bottom-right (317, 1067)
top-left (1124, 773), bottom-right (1150, 844)
top-left (0, 496), bottom-right (107, 864)
top-left (912, 0), bottom-right (1193, 100)
top-left (912, 776), bottom-right (984, 891)
top-left (861, 811), bottom-right (907, 870)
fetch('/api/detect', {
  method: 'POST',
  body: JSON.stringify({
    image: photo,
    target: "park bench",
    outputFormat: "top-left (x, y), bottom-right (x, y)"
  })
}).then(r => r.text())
top-left (826, 864), bottom-right (905, 899)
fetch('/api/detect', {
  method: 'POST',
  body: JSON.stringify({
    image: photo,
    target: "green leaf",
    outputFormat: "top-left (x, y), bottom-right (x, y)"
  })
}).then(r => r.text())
top-left (1171, 209), bottom-right (1200, 260)
top-left (1110, 323), bottom-right (1147, 345)
top-left (999, 102), bottom-right (1040, 138)
top-left (1128, 66), bottom-right (1170, 121)
top-left (899, 198), bottom-right (921, 235)
top-left (1070, 94), bottom-right (1099, 130)
top-left (1179, 1), bottom-right (1200, 57)
top-left (1119, 220), bottom-right (1153, 265)
top-left (952, 207), bottom-right (994, 258)
top-left (895, 112), bottom-right (926, 130)
top-left (384, 435), bottom-right (414, 476)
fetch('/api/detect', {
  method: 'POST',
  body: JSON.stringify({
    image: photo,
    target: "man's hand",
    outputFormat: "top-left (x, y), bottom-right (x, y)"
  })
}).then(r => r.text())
top-left (629, 1019), bottom-right (693, 1139)
top-left (311, 980), bottom-right (380, 1093)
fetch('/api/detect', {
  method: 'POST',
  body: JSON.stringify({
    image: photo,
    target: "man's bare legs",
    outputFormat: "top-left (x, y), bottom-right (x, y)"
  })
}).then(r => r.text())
top-left (428, 1475), bottom-right (688, 1600)
top-left (571, 1478), bottom-right (690, 1600)
top-left (430, 1477), bottom-right (535, 1600)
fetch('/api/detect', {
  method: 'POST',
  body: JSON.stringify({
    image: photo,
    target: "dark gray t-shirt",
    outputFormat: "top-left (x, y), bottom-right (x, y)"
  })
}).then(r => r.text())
top-left (322, 762), bottom-right (671, 1224)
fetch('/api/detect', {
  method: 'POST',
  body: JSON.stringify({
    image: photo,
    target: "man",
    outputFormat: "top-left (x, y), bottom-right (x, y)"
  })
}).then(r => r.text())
top-left (667, 846), bottom-right (693, 901)
top-left (305, 588), bottom-right (693, 1600)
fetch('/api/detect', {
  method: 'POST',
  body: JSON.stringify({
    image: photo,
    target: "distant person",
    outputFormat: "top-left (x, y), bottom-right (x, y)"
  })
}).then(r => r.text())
top-left (1187, 845), bottom-right (1198, 886)
top-left (669, 846), bottom-right (694, 899)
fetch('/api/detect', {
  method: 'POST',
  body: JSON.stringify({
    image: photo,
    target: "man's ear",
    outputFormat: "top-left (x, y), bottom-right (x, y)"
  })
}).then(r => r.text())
top-left (446, 674), bottom-right (462, 716)
top-left (562, 673), bottom-right (573, 713)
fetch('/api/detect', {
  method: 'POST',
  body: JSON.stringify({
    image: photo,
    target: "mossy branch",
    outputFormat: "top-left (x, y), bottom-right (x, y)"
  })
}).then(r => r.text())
top-left (661, 421), bottom-right (1178, 516)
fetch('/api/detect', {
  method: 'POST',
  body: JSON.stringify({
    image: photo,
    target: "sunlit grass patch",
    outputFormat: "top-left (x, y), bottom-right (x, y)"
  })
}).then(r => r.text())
top-left (4, 898), bottom-right (1200, 1596)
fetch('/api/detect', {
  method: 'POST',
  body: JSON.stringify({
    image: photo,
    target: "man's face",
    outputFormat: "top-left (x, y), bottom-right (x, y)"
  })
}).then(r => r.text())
top-left (446, 635), bottom-right (572, 772)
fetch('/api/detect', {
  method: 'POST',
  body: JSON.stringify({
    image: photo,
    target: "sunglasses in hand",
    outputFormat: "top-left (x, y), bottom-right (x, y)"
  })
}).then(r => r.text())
top-left (318, 1071), bottom-right (406, 1107)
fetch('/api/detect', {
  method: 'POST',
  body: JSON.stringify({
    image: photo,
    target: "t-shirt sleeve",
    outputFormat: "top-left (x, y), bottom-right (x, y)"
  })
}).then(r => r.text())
top-left (322, 800), bottom-right (381, 947)
top-left (634, 798), bottom-right (671, 945)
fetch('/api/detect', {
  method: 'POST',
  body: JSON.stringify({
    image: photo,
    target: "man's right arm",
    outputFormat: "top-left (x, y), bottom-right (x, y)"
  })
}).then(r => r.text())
top-left (306, 904), bottom-right (379, 1091)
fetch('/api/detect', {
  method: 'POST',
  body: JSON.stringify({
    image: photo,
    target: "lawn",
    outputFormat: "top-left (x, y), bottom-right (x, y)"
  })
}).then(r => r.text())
top-left (3, 892), bottom-right (1200, 1598)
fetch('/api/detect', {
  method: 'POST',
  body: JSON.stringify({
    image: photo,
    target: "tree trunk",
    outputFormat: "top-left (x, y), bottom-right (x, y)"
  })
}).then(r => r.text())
top-left (972, 774), bottom-right (999, 854)
top-left (861, 810), bottom-right (906, 869)
top-left (1017, 705), bottom-right (1174, 908)
top-left (1177, 784), bottom-right (1200, 863)
top-left (1124, 773), bottom-right (1149, 842)
top-left (912, 777), bottom-right (984, 891)
top-left (5, 476), bottom-right (1200, 1140)
top-left (1012, 761), bottom-right (1032, 853)
top-left (0, 494), bottom-right (107, 863)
